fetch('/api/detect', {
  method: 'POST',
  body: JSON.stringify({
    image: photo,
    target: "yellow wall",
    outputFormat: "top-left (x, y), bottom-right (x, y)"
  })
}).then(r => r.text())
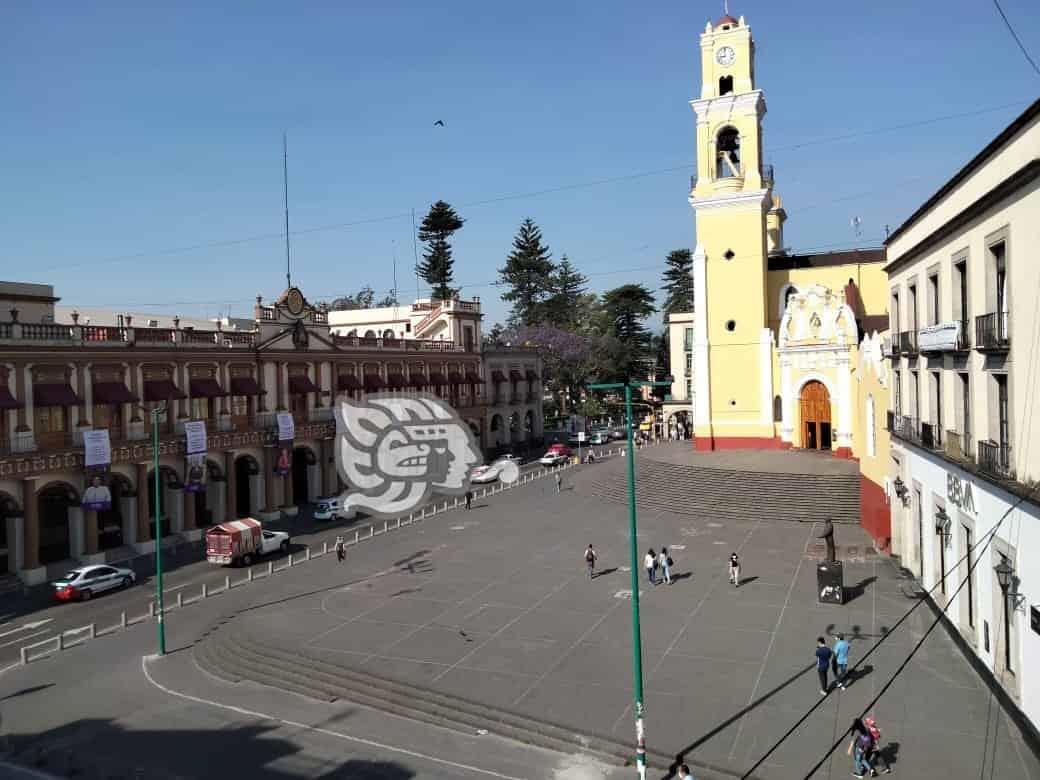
top-left (766, 261), bottom-right (887, 332)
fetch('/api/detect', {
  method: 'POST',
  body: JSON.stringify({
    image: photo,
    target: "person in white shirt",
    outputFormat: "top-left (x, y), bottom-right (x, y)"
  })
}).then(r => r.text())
top-left (658, 547), bottom-right (672, 585)
top-left (644, 548), bottom-right (657, 586)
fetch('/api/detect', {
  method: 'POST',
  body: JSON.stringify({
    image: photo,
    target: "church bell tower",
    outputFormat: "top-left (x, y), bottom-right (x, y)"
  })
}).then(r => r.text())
top-left (688, 11), bottom-right (779, 450)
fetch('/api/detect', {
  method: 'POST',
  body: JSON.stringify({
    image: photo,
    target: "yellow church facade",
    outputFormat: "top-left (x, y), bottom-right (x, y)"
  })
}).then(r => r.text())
top-left (687, 12), bottom-right (892, 544)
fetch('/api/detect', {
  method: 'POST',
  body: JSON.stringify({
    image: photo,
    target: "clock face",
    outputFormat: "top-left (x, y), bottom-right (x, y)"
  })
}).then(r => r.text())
top-left (285, 287), bottom-right (305, 317)
top-left (716, 46), bottom-right (735, 66)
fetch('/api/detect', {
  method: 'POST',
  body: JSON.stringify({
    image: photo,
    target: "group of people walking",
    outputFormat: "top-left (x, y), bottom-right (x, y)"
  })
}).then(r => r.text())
top-left (644, 547), bottom-right (674, 585)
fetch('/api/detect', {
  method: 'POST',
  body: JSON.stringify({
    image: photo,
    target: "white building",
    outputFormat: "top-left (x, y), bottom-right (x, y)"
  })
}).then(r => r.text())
top-left (328, 297), bottom-right (482, 352)
top-left (885, 98), bottom-right (1040, 734)
top-left (661, 311), bottom-right (694, 439)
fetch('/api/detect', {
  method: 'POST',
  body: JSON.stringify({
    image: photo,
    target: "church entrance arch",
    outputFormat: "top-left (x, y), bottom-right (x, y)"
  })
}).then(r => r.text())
top-left (800, 380), bottom-right (832, 451)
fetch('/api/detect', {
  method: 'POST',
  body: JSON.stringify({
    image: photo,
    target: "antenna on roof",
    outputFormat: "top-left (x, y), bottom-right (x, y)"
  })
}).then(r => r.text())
top-left (723, 0), bottom-right (729, 15)
top-left (283, 133), bottom-right (292, 289)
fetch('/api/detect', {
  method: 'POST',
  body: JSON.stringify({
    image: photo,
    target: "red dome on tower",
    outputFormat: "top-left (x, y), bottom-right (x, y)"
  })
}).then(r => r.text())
top-left (715, 14), bottom-right (738, 28)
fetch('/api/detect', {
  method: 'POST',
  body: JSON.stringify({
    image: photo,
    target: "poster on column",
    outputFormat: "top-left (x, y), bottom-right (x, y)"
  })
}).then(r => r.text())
top-left (184, 419), bottom-right (208, 455)
top-left (185, 452), bottom-right (207, 493)
top-left (276, 411), bottom-right (295, 442)
top-left (82, 429), bottom-right (113, 512)
top-left (275, 444), bottom-right (292, 476)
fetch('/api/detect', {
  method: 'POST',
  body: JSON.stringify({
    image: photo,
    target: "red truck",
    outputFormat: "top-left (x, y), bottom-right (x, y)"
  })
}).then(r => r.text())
top-left (205, 518), bottom-right (290, 566)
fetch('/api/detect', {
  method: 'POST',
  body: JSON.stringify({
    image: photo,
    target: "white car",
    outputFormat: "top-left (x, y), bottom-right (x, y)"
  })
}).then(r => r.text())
top-left (53, 564), bottom-right (136, 602)
top-left (314, 497), bottom-right (344, 521)
top-left (539, 451), bottom-right (568, 466)
top-left (258, 529), bottom-right (291, 556)
top-left (471, 465), bottom-right (498, 484)
top-left (589, 431), bottom-right (610, 445)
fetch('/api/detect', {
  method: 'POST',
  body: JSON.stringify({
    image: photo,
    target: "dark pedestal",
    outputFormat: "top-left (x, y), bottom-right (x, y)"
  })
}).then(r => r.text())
top-left (817, 560), bottom-right (844, 604)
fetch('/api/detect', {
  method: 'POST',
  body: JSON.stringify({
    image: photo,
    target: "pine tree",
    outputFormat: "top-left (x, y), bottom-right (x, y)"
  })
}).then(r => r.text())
top-left (544, 255), bottom-right (588, 329)
top-left (601, 284), bottom-right (657, 381)
top-left (661, 249), bottom-right (694, 315)
top-left (498, 218), bottom-right (555, 325)
top-left (417, 201), bottom-right (465, 300)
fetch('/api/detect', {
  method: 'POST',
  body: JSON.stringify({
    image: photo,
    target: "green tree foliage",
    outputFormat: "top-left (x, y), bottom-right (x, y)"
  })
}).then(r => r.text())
top-left (544, 255), bottom-right (588, 329)
top-left (327, 286), bottom-right (375, 310)
top-left (600, 284), bottom-right (657, 381)
top-left (661, 248), bottom-right (694, 315)
top-left (417, 201), bottom-right (465, 300)
top-left (498, 218), bottom-right (555, 325)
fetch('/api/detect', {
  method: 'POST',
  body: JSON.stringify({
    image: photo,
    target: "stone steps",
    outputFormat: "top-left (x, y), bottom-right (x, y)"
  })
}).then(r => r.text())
top-left (193, 626), bottom-right (755, 780)
top-left (587, 460), bottom-right (861, 524)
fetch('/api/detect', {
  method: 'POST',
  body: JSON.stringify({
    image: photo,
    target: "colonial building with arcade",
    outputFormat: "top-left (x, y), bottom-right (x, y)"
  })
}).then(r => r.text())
top-left (0, 284), bottom-right (541, 585)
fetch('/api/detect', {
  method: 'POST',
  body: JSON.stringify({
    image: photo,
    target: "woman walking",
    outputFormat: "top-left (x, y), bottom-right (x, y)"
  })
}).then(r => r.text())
top-left (729, 553), bottom-right (741, 586)
top-left (846, 718), bottom-right (877, 778)
top-left (644, 548), bottom-right (657, 586)
top-left (335, 536), bottom-right (345, 563)
top-left (659, 547), bottom-right (673, 585)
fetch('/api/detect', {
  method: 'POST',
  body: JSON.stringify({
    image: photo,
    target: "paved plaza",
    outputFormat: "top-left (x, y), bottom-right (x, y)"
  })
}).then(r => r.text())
top-left (2, 444), bottom-right (1038, 779)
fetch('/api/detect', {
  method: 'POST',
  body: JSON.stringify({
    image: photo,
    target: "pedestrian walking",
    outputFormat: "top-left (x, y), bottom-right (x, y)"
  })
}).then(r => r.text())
top-left (847, 718), bottom-right (877, 777)
top-left (659, 547), bottom-right (673, 585)
top-left (555, 472), bottom-right (562, 493)
top-left (334, 536), bottom-right (345, 563)
top-left (815, 637), bottom-right (833, 695)
top-left (833, 632), bottom-right (850, 689)
top-left (677, 764), bottom-right (696, 779)
top-left (585, 544), bottom-right (597, 579)
top-left (465, 489), bottom-right (473, 510)
top-left (644, 548), bottom-right (657, 586)
top-left (863, 716), bottom-right (891, 774)
top-left (728, 552), bottom-right (740, 586)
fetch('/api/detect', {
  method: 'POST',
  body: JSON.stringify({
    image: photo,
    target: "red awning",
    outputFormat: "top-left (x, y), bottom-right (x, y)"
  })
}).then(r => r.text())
top-left (189, 378), bottom-right (228, 398)
top-left (447, 371), bottom-right (465, 385)
top-left (288, 375), bottom-right (320, 394)
top-left (33, 383), bottom-right (80, 406)
top-left (386, 374), bottom-right (409, 389)
top-left (229, 376), bottom-right (265, 396)
top-left (143, 380), bottom-right (186, 402)
top-left (465, 370), bottom-right (483, 384)
top-left (491, 370), bottom-right (507, 383)
top-left (92, 382), bottom-right (139, 404)
top-left (427, 371), bottom-right (448, 386)
top-left (525, 369), bottom-right (539, 381)
top-left (407, 371), bottom-right (426, 387)
top-left (337, 373), bottom-right (363, 391)
top-left (0, 386), bottom-right (22, 410)
top-left (364, 374), bottom-right (386, 391)
top-left (509, 369), bottom-right (524, 382)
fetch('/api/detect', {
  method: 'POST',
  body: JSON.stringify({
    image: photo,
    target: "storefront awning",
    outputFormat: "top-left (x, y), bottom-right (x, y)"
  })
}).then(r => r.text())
top-left (491, 370), bottom-right (507, 383)
top-left (447, 371), bottom-right (465, 385)
top-left (337, 373), bottom-right (363, 391)
top-left (229, 376), bottom-right (265, 396)
top-left (143, 380), bottom-right (186, 402)
top-left (465, 370), bottom-right (483, 384)
top-left (427, 371), bottom-right (448, 386)
top-left (34, 383), bottom-right (80, 407)
top-left (288, 375), bottom-right (320, 394)
top-left (0, 386), bottom-right (23, 410)
top-left (92, 382), bottom-right (139, 404)
top-left (387, 374), bottom-right (409, 389)
top-left (189, 378), bottom-right (228, 398)
top-left (363, 374), bottom-right (386, 391)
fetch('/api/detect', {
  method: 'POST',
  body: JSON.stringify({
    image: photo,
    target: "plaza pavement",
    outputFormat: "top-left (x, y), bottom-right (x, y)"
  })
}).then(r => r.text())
top-left (1, 442), bottom-right (1037, 779)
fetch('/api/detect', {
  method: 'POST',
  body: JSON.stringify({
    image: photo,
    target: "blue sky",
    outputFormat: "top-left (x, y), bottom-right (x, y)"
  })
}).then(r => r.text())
top-left (3, 1), bottom-right (1038, 328)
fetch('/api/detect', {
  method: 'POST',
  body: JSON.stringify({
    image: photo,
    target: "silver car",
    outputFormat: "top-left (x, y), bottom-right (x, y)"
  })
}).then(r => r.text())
top-left (52, 564), bottom-right (136, 602)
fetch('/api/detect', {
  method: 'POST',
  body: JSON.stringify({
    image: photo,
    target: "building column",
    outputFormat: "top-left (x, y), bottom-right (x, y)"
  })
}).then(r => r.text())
top-left (284, 453), bottom-right (294, 507)
top-left (263, 446), bottom-right (276, 512)
top-left (129, 362), bottom-right (142, 422)
top-left (21, 476), bottom-right (39, 571)
top-left (136, 462), bottom-right (151, 542)
top-left (182, 489), bottom-right (196, 530)
top-left (84, 509), bottom-right (99, 555)
top-left (225, 450), bottom-right (237, 521)
top-left (68, 506), bottom-right (85, 559)
top-left (257, 360), bottom-right (269, 412)
top-left (14, 361), bottom-right (29, 432)
top-left (179, 362), bottom-right (190, 420)
top-left (123, 494), bottom-right (137, 546)
top-left (276, 363), bottom-right (286, 411)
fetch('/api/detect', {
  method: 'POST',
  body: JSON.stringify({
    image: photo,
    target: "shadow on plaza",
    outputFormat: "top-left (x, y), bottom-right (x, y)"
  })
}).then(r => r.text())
top-left (4, 716), bottom-right (419, 779)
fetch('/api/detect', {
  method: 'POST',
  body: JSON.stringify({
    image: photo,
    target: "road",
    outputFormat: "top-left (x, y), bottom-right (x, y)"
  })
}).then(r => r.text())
top-left (0, 449), bottom-right (624, 671)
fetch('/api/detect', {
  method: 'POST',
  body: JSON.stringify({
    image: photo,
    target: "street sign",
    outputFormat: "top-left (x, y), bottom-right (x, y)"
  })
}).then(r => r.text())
top-left (577, 432), bottom-right (586, 442)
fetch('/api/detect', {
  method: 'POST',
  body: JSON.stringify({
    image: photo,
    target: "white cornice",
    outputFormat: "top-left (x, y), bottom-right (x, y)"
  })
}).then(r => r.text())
top-left (689, 189), bottom-right (771, 212)
top-left (690, 90), bottom-right (765, 121)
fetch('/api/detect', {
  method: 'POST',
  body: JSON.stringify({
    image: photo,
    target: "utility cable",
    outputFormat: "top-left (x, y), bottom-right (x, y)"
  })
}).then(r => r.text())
top-left (992, 0), bottom-right (1040, 76)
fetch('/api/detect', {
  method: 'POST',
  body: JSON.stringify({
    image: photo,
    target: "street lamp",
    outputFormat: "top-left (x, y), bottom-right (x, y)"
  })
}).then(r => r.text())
top-left (995, 557), bottom-right (1015, 674)
top-left (588, 374), bottom-right (673, 780)
top-left (136, 402), bottom-right (169, 656)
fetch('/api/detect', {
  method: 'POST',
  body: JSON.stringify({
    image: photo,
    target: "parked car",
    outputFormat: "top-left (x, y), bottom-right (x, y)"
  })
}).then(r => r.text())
top-left (53, 565), bottom-right (135, 602)
top-left (609, 428), bottom-right (627, 440)
top-left (589, 431), bottom-right (610, 445)
top-left (206, 518), bottom-right (290, 566)
top-left (471, 465), bottom-right (498, 484)
top-left (546, 443), bottom-right (573, 456)
top-left (539, 450), bottom-right (569, 466)
top-left (314, 496), bottom-right (345, 521)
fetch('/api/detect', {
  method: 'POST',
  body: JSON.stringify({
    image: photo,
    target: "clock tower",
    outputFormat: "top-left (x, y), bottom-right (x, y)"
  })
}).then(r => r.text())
top-left (688, 11), bottom-right (782, 450)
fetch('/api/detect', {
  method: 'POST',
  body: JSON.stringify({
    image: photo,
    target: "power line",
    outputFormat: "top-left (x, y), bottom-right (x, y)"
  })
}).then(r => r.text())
top-left (992, 0), bottom-right (1040, 76)
top-left (33, 100), bottom-right (1030, 275)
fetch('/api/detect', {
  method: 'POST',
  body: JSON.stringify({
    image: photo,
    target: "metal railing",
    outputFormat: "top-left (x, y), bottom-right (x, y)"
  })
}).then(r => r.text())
top-left (978, 440), bottom-right (1013, 479)
top-left (921, 422), bottom-right (941, 450)
top-left (944, 430), bottom-right (973, 462)
top-left (975, 312), bottom-right (1010, 351)
top-left (891, 414), bottom-right (921, 445)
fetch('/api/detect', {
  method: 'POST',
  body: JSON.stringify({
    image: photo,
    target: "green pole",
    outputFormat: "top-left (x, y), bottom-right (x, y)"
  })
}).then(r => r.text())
top-left (152, 407), bottom-right (166, 656)
top-left (624, 383), bottom-right (647, 779)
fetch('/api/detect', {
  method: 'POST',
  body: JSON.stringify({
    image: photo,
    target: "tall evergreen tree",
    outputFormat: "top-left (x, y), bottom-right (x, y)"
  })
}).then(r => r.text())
top-left (661, 249), bottom-right (694, 315)
top-left (544, 255), bottom-right (588, 329)
top-left (417, 201), bottom-right (465, 300)
top-left (498, 218), bottom-right (555, 325)
top-left (601, 284), bottom-right (657, 381)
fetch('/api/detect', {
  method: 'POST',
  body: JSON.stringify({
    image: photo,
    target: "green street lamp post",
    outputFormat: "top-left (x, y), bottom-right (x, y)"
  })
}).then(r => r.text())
top-left (589, 376), bottom-right (672, 780)
top-left (139, 403), bottom-right (168, 656)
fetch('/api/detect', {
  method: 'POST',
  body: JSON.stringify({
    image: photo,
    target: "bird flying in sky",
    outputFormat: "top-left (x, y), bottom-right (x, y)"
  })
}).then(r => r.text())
top-left (433, 120), bottom-right (445, 127)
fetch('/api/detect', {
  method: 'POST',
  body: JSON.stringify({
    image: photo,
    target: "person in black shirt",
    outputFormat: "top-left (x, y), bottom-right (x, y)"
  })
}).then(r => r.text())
top-left (815, 636), bottom-right (833, 695)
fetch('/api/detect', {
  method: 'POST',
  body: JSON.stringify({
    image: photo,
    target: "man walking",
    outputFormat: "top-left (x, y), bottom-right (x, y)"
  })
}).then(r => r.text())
top-left (465, 489), bottom-right (473, 510)
top-left (335, 536), bottom-right (345, 563)
top-left (815, 637), bottom-right (833, 695)
top-left (833, 632), bottom-right (850, 690)
top-left (555, 472), bottom-right (562, 493)
top-left (585, 544), bottom-right (597, 579)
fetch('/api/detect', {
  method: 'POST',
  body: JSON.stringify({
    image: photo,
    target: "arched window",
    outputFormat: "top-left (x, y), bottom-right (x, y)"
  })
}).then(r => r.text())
top-left (363, 330), bottom-right (377, 339)
top-left (719, 75), bottom-right (733, 96)
top-left (382, 329), bottom-right (395, 340)
top-left (716, 126), bottom-right (741, 179)
top-left (773, 394), bottom-right (783, 423)
top-left (345, 329), bottom-right (357, 337)
top-left (866, 395), bottom-right (877, 457)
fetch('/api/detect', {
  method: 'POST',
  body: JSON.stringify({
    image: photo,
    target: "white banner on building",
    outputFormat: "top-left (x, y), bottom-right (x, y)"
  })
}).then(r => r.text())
top-left (83, 429), bottom-right (112, 467)
top-left (184, 420), bottom-right (208, 455)
top-left (277, 411), bottom-right (295, 441)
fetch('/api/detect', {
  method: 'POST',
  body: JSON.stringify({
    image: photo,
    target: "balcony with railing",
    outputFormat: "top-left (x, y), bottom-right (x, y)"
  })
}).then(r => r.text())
top-left (944, 430), bottom-right (973, 463)
top-left (975, 312), bottom-right (1010, 352)
top-left (890, 414), bottom-right (921, 445)
top-left (918, 320), bottom-right (970, 354)
top-left (920, 422), bottom-right (942, 450)
top-left (978, 440), bottom-right (1013, 479)
top-left (898, 330), bottom-right (918, 355)
top-left (0, 321), bottom-right (256, 349)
